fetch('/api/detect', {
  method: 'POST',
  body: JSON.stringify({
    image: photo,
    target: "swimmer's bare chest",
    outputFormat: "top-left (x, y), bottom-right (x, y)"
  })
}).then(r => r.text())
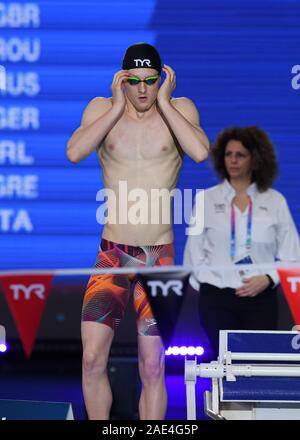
top-left (103, 110), bottom-right (179, 161)
top-left (98, 108), bottom-right (183, 246)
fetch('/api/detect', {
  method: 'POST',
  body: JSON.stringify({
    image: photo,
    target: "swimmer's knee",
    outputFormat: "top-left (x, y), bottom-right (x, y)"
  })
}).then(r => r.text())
top-left (82, 349), bottom-right (107, 375)
top-left (139, 356), bottom-right (164, 384)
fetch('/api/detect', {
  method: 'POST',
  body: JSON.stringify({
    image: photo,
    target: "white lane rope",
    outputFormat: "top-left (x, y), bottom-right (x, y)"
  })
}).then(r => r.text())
top-left (0, 262), bottom-right (299, 277)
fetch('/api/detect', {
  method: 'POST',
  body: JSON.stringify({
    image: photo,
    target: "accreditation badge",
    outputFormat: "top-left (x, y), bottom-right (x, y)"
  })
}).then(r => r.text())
top-left (234, 255), bottom-right (260, 284)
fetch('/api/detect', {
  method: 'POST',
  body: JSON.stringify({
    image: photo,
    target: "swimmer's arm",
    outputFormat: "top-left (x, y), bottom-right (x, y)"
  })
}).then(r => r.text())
top-left (66, 97), bottom-right (122, 163)
top-left (160, 97), bottom-right (209, 163)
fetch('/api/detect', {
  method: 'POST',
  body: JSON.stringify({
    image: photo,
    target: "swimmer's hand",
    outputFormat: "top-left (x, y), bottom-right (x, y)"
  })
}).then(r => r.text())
top-left (111, 70), bottom-right (129, 111)
top-left (157, 64), bottom-right (176, 106)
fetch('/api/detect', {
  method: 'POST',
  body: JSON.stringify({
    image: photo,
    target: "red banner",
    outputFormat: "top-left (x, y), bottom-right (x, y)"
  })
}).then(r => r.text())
top-left (278, 268), bottom-right (300, 325)
top-left (0, 275), bottom-right (53, 357)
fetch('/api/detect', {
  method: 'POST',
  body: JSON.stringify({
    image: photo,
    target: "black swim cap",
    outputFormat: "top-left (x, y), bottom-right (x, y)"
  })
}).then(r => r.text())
top-left (122, 43), bottom-right (162, 74)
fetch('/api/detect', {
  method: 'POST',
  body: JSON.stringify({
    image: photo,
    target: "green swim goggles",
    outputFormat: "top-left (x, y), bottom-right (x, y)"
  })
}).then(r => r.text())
top-left (127, 75), bottom-right (160, 86)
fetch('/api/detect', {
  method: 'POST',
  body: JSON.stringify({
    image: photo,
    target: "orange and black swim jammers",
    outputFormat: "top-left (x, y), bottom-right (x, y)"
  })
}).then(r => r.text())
top-left (81, 239), bottom-right (174, 336)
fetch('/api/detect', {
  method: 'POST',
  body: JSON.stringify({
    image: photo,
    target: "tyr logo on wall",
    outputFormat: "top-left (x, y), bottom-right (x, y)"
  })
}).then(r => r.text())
top-left (139, 271), bottom-right (190, 347)
top-left (146, 280), bottom-right (184, 297)
top-left (278, 268), bottom-right (300, 326)
top-left (0, 275), bottom-right (53, 357)
top-left (10, 283), bottom-right (46, 300)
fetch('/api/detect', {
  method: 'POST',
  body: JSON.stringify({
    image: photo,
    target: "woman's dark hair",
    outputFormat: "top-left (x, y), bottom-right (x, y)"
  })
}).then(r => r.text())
top-left (211, 126), bottom-right (278, 191)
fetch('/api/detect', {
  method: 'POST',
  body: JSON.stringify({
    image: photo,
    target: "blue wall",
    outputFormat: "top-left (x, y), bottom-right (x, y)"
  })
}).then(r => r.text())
top-left (1, 0), bottom-right (300, 269)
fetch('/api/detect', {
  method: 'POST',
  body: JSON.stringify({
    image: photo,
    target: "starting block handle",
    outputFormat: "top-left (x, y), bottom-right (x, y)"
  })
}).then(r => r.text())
top-left (186, 380), bottom-right (197, 420)
top-left (185, 358), bottom-right (198, 420)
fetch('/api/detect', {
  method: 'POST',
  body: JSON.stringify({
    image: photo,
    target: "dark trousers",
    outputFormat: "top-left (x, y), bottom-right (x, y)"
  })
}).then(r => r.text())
top-left (199, 283), bottom-right (278, 359)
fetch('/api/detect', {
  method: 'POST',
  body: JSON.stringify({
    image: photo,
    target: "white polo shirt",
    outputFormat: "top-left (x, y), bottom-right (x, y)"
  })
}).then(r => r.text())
top-left (184, 179), bottom-right (300, 290)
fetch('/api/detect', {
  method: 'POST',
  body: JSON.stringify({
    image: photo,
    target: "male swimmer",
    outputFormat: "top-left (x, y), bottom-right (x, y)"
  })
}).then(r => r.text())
top-left (67, 43), bottom-right (209, 420)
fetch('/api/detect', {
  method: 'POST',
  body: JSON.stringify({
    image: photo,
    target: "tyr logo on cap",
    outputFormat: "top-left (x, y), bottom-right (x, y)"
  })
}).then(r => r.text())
top-left (122, 43), bottom-right (162, 73)
top-left (133, 58), bottom-right (152, 67)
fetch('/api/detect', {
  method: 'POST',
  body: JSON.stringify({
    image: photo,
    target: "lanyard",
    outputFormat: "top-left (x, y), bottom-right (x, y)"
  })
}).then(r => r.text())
top-left (230, 197), bottom-right (253, 260)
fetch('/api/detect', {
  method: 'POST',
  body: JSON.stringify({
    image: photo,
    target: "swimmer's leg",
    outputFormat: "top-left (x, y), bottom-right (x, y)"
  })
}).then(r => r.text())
top-left (81, 245), bottom-right (130, 419)
top-left (81, 321), bottom-right (114, 419)
top-left (137, 333), bottom-right (167, 420)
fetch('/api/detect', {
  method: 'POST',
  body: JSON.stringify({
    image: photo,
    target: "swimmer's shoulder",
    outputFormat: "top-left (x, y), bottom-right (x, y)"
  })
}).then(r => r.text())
top-left (171, 97), bottom-right (197, 110)
top-left (170, 97), bottom-right (200, 123)
top-left (81, 97), bottom-right (113, 126)
top-left (89, 96), bottom-right (113, 108)
top-left (84, 96), bottom-right (113, 115)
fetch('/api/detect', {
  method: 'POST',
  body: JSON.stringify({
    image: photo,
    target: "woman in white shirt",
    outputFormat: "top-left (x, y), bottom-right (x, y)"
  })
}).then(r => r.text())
top-left (184, 126), bottom-right (300, 358)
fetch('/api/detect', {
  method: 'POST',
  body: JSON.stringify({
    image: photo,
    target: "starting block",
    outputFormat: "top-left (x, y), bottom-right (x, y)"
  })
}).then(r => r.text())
top-left (185, 330), bottom-right (300, 420)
